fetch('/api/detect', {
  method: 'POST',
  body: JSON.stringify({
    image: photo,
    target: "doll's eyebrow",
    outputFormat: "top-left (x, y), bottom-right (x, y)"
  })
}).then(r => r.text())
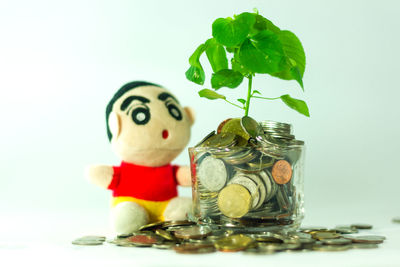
top-left (158, 92), bottom-right (180, 104)
top-left (120, 95), bottom-right (150, 111)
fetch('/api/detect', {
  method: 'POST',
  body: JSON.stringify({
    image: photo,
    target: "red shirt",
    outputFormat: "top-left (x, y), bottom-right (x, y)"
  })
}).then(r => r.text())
top-left (108, 162), bottom-right (179, 201)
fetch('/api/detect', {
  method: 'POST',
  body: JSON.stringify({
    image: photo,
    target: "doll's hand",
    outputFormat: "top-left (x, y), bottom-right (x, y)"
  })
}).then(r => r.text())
top-left (85, 165), bottom-right (113, 189)
top-left (176, 166), bottom-right (191, 187)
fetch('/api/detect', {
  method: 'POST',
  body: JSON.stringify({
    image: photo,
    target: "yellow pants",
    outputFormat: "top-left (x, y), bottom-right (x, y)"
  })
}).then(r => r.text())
top-left (112, 196), bottom-right (171, 222)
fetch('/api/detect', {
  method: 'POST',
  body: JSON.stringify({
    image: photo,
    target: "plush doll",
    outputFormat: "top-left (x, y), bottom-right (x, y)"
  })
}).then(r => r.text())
top-left (86, 81), bottom-right (195, 235)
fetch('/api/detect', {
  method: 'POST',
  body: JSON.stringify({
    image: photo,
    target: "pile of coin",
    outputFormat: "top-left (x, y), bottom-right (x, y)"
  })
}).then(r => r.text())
top-left (72, 220), bottom-right (386, 254)
top-left (190, 116), bottom-right (304, 229)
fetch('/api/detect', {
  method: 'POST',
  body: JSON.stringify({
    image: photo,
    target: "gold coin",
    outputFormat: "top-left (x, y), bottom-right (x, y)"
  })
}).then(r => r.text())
top-left (138, 221), bottom-right (164, 231)
top-left (220, 118), bottom-right (250, 141)
top-left (174, 243), bottom-right (216, 254)
top-left (311, 231), bottom-right (341, 240)
top-left (217, 184), bottom-right (252, 218)
top-left (271, 160), bottom-right (293, 184)
top-left (202, 132), bottom-right (237, 148)
top-left (313, 245), bottom-right (351, 252)
top-left (155, 229), bottom-right (175, 241)
top-left (214, 234), bottom-right (254, 252)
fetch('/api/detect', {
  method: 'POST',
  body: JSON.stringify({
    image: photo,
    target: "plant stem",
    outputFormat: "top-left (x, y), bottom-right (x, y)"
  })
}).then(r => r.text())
top-left (252, 95), bottom-right (281, 100)
top-left (224, 99), bottom-right (244, 110)
top-left (245, 76), bottom-right (253, 116)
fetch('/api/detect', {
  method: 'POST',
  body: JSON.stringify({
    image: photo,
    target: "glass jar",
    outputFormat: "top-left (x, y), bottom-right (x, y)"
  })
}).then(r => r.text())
top-left (189, 121), bottom-right (305, 232)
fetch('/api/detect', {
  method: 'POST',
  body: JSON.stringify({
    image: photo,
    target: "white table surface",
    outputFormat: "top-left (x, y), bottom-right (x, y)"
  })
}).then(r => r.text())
top-left (1, 209), bottom-right (399, 267)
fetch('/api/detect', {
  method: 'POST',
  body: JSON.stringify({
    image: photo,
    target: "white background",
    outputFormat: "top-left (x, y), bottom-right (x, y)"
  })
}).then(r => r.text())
top-left (1, 0), bottom-right (400, 266)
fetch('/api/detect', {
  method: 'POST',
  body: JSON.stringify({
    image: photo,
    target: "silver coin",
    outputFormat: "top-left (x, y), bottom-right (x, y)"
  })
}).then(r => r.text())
top-left (197, 156), bottom-right (227, 192)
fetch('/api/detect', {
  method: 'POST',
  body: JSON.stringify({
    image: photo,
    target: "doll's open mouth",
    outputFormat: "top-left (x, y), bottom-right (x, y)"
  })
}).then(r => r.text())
top-left (162, 130), bottom-right (169, 139)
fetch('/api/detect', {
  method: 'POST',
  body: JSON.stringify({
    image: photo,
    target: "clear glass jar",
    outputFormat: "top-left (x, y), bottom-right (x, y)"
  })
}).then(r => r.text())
top-left (189, 121), bottom-right (305, 232)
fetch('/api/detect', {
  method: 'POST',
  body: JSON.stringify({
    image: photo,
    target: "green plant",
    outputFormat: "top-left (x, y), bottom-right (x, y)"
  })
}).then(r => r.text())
top-left (185, 10), bottom-right (310, 117)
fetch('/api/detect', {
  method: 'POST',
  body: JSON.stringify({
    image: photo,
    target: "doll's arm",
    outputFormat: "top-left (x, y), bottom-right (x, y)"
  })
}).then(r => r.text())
top-left (176, 166), bottom-right (191, 187)
top-left (85, 165), bottom-right (114, 189)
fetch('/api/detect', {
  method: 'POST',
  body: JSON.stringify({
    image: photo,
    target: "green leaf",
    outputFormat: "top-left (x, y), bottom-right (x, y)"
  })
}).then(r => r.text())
top-left (251, 14), bottom-right (281, 35)
top-left (205, 38), bottom-right (228, 73)
top-left (238, 32), bottom-right (282, 74)
top-left (237, 98), bottom-right (246, 105)
top-left (211, 69), bottom-right (244, 90)
top-left (271, 30), bottom-right (306, 89)
top-left (198, 89), bottom-right (226, 100)
top-left (185, 66), bottom-right (205, 85)
top-left (280, 94), bottom-right (310, 117)
top-left (186, 43), bottom-right (207, 85)
top-left (253, 90), bottom-right (261, 95)
top-left (231, 55), bottom-right (251, 76)
top-left (212, 12), bottom-right (256, 47)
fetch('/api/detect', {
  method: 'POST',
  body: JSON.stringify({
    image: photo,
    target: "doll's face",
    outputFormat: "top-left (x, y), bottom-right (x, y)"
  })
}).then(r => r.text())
top-left (108, 85), bottom-right (195, 166)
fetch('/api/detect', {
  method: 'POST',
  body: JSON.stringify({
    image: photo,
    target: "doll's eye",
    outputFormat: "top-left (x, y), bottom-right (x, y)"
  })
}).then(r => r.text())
top-left (131, 107), bottom-right (150, 125)
top-left (167, 104), bottom-right (182, 121)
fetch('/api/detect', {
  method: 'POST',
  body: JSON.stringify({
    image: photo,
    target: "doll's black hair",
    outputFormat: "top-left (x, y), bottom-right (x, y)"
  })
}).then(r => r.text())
top-left (105, 81), bottom-right (161, 141)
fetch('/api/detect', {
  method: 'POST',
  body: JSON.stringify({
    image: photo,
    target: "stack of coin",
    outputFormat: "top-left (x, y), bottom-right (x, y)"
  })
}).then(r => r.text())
top-left (189, 116), bottom-right (305, 230)
top-left (73, 221), bottom-right (386, 254)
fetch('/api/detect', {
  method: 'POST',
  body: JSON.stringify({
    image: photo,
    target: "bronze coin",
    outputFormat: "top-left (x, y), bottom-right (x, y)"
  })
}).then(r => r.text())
top-left (271, 160), bottom-right (293, 184)
top-left (126, 234), bottom-right (160, 246)
top-left (217, 118), bottom-right (232, 134)
top-left (174, 243), bottom-right (216, 254)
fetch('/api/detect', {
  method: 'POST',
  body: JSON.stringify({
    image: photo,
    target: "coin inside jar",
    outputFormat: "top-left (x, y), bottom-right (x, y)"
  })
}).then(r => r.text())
top-left (197, 156), bottom-right (228, 191)
top-left (241, 116), bottom-right (264, 139)
top-left (218, 184), bottom-right (252, 218)
top-left (271, 160), bottom-right (293, 184)
top-left (202, 132), bottom-right (237, 148)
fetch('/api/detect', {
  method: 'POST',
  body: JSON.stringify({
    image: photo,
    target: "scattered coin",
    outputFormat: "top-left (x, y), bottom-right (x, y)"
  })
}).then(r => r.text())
top-left (139, 221), bottom-right (164, 232)
top-left (152, 242), bottom-right (176, 249)
top-left (174, 243), bottom-right (216, 254)
top-left (334, 226), bottom-right (359, 234)
top-left (352, 243), bottom-right (379, 249)
top-left (351, 223), bottom-right (373, 230)
top-left (174, 225), bottom-right (212, 240)
top-left (72, 237), bottom-right (104, 246)
top-left (322, 238), bottom-right (352, 245)
top-left (311, 231), bottom-right (341, 240)
top-left (214, 234), bottom-right (254, 252)
top-left (271, 160), bottom-right (293, 184)
top-left (162, 220), bottom-right (195, 228)
top-left (126, 234), bottom-right (160, 247)
top-left (344, 235), bottom-right (385, 244)
top-left (155, 229), bottom-right (176, 241)
top-left (313, 245), bottom-right (351, 252)
top-left (79, 220), bottom-right (387, 254)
